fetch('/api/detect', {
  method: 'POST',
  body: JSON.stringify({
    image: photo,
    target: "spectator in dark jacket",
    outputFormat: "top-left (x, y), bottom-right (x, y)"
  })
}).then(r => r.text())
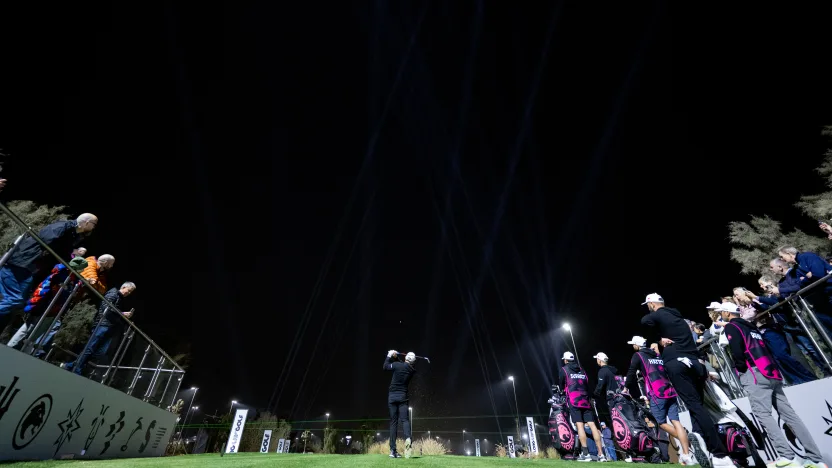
top-left (63, 282), bottom-right (135, 376)
top-left (778, 247), bottom-right (832, 337)
top-left (0, 214), bottom-right (97, 333)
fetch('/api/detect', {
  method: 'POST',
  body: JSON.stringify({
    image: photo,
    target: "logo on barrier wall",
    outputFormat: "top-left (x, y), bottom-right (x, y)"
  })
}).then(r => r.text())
top-left (13, 394), bottom-right (53, 450)
top-left (778, 413), bottom-right (806, 458)
top-left (54, 399), bottom-right (84, 456)
top-left (123, 417), bottom-right (143, 451)
top-left (823, 400), bottom-right (832, 437)
top-left (100, 410), bottom-right (126, 455)
top-left (0, 376), bottom-right (21, 422)
top-left (139, 420), bottom-right (157, 453)
top-left (83, 405), bottom-right (109, 454)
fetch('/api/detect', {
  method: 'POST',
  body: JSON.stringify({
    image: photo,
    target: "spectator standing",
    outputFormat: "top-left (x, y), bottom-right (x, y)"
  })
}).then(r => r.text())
top-left (0, 214), bottom-right (97, 333)
top-left (62, 282), bottom-right (135, 376)
top-left (640, 293), bottom-right (732, 468)
top-left (600, 422), bottom-right (616, 461)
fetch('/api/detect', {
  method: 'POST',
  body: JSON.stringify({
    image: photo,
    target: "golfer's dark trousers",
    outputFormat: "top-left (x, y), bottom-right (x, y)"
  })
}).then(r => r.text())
top-left (388, 391), bottom-right (411, 450)
top-left (664, 355), bottom-right (728, 458)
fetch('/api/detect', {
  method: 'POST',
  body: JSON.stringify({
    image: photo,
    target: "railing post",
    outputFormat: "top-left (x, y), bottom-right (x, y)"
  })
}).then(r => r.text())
top-left (143, 357), bottom-right (166, 402)
top-left (101, 328), bottom-right (132, 384)
top-left (0, 234), bottom-right (25, 270)
top-left (158, 366), bottom-right (176, 408)
top-left (168, 376), bottom-right (184, 409)
top-left (127, 344), bottom-right (152, 396)
top-left (105, 329), bottom-right (136, 386)
top-left (796, 296), bottom-right (832, 354)
top-left (20, 275), bottom-right (74, 353)
top-left (788, 303), bottom-right (832, 373)
top-left (30, 282), bottom-right (82, 356)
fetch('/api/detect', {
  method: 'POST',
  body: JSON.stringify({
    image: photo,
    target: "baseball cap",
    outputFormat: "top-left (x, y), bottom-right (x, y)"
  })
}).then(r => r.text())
top-left (719, 302), bottom-right (740, 314)
top-left (592, 352), bottom-right (609, 362)
top-left (562, 351), bottom-right (575, 361)
top-left (641, 293), bottom-right (664, 305)
top-left (627, 336), bottom-right (647, 347)
top-left (706, 302), bottom-right (722, 310)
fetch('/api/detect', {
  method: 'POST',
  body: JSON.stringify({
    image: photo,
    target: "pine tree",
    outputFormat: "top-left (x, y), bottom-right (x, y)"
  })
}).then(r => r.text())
top-left (53, 300), bottom-right (98, 350)
top-left (729, 127), bottom-right (832, 275)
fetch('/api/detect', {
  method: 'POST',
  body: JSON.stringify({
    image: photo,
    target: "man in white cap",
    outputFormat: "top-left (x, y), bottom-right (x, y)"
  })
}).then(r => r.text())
top-left (559, 351), bottom-right (606, 462)
top-left (625, 335), bottom-right (695, 465)
top-left (641, 293), bottom-right (732, 468)
top-left (592, 352), bottom-right (619, 402)
top-left (720, 303), bottom-right (827, 468)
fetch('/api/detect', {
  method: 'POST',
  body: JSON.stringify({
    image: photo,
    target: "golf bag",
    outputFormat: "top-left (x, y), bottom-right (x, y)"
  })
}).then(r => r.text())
top-left (704, 381), bottom-right (767, 467)
top-left (548, 385), bottom-right (581, 460)
top-left (608, 391), bottom-right (662, 463)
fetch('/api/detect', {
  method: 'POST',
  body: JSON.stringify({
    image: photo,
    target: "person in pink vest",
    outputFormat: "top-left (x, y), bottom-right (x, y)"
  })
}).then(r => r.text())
top-left (720, 302), bottom-right (827, 468)
top-left (559, 351), bottom-right (606, 462)
top-left (625, 335), bottom-right (696, 465)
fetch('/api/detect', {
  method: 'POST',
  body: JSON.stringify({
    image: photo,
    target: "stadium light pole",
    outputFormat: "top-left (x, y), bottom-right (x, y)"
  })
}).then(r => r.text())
top-left (508, 376), bottom-right (520, 442)
top-left (462, 429), bottom-right (465, 454)
top-left (562, 323), bottom-right (582, 369)
top-left (325, 413), bottom-right (330, 428)
top-left (408, 407), bottom-right (413, 437)
top-left (228, 400), bottom-right (238, 416)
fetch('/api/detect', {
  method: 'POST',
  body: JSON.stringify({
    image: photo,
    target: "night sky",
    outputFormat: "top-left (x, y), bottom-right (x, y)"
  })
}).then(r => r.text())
top-left (2, 2), bottom-right (832, 442)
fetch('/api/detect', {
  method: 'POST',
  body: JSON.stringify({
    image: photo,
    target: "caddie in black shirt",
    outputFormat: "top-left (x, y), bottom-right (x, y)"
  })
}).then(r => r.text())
top-left (640, 293), bottom-right (732, 468)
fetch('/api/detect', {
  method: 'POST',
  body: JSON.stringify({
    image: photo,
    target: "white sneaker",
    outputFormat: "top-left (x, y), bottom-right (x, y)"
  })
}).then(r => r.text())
top-left (598, 455), bottom-right (608, 462)
top-left (712, 455), bottom-right (736, 467)
top-left (577, 453), bottom-right (593, 462)
top-left (802, 461), bottom-right (828, 468)
top-left (625, 456), bottom-right (633, 463)
top-left (767, 457), bottom-right (798, 468)
top-left (681, 453), bottom-right (701, 466)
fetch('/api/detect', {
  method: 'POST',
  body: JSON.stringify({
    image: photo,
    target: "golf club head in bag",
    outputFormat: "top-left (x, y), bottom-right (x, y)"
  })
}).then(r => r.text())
top-left (608, 391), bottom-right (662, 463)
top-left (548, 385), bottom-right (581, 460)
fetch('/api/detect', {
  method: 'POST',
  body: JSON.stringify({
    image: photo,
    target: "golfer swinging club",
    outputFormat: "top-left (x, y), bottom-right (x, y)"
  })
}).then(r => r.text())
top-left (384, 349), bottom-right (417, 459)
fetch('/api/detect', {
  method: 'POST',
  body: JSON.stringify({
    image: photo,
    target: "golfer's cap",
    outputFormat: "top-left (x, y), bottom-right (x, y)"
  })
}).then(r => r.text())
top-left (719, 302), bottom-right (740, 314)
top-left (641, 293), bottom-right (664, 305)
top-left (592, 352), bottom-right (609, 362)
top-left (627, 336), bottom-right (647, 347)
top-left (706, 302), bottom-right (722, 310)
top-left (600, 422), bottom-right (607, 427)
top-left (562, 351), bottom-right (575, 361)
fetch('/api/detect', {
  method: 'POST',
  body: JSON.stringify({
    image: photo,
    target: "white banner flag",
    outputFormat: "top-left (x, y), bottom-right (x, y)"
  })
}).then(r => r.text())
top-left (526, 416), bottom-right (539, 454)
top-left (507, 436), bottom-right (516, 458)
top-left (284, 440), bottom-right (291, 453)
top-left (260, 430), bottom-right (272, 453)
top-left (225, 409), bottom-right (249, 453)
top-left (475, 439), bottom-right (481, 456)
top-left (276, 438), bottom-right (285, 453)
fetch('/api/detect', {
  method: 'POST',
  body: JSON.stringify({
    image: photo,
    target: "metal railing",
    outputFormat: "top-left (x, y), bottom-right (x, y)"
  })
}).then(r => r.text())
top-left (697, 271), bottom-right (832, 399)
top-left (0, 201), bottom-right (185, 409)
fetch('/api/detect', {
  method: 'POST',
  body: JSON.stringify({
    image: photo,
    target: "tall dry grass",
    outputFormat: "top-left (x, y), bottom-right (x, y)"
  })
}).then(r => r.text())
top-left (367, 437), bottom-right (448, 455)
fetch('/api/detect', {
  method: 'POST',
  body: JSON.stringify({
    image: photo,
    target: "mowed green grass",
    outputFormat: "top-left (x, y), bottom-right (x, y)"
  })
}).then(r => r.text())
top-left (2, 453), bottom-right (637, 467)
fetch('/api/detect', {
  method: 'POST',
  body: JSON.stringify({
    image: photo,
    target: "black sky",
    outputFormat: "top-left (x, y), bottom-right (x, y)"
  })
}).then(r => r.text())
top-left (2, 1), bottom-right (832, 442)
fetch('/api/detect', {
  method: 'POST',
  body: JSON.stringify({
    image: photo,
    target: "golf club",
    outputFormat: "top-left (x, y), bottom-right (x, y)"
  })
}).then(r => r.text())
top-left (391, 351), bottom-right (430, 363)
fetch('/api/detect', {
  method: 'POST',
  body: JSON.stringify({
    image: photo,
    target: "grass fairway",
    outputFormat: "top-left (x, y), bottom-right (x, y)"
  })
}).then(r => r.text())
top-left (3, 453), bottom-right (637, 467)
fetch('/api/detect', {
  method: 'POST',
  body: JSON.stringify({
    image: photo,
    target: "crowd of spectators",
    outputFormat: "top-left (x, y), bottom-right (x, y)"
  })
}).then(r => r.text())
top-left (0, 212), bottom-right (139, 378)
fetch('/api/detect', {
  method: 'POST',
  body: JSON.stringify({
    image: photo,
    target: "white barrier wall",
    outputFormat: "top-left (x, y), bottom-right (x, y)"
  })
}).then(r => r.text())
top-left (0, 346), bottom-right (177, 461)
top-left (679, 377), bottom-right (832, 462)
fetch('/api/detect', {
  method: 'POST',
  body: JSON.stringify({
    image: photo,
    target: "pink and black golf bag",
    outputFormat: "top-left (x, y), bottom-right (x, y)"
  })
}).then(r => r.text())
top-left (547, 385), bottom-right (581, 460)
